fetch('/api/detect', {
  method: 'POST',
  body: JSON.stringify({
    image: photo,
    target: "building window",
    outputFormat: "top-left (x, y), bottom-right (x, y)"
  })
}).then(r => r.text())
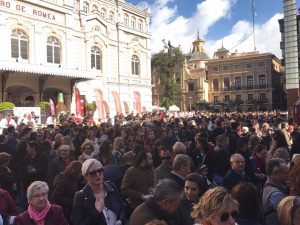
top-left (138, 19), bottom-right (143, 31)
top-left (247, 76), bottom-right (253, 89)
top-left (124, 14), bottom-right (129, 26)
top-left (47, 37), bottom-right (61, 64)
top-left (73, 0), bottom-right (79, 12)
top-left (248, 94), bottom-right (253, 101)
top-left (109, 11), bottom-right (115, 22)
top-left (212, 66), bottom-right (219, 72)
top-left (91, 46), bottom-right (102, 70)
top-left (100, 8), bottom-right (106, 19)
top-left (245, 63), bottom-right (253, 69)
top-left (235, 77), bottom-right (241, 89)
top-left (131, 17), bottom-right (136, 29)
top-left (188, 83), bottom-right (195, 92)
top-left (92, 5), bottom-right (98, 12)
top-left (131, 55), bottom-right (140, 75)
top-left (259, 74), bottom-right (266, 88)
top-left (257, 61), bottom-right (266, 68)
top-left (214, 96), bottom-right (219, 102)
top-left (223, 77), bottom-right (230, 91)
top-left (236, 95), bottom-right (242, 101)
top-left (233, 64), bottom-right (241, 70)
top-left (83, 1), bottom-right (89, 13)
top-left (223, 65), bottom-right (230, 71)
top-left (260, 93), bottom-right (266, 100)
top-left (213, 79), bottom-right (219, 91)
top-left (224, 95), bottom-right (230, 102)
top-left (11, 29), bottom-right (28, 59)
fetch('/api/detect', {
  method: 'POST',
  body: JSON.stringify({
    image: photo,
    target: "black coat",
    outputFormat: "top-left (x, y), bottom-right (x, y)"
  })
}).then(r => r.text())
top-left (72, 182), bottom-right (127, 225)
top-left (52, 172), bottom-right (81, 223)
top-left (19, 153), bottom-right (48, 190)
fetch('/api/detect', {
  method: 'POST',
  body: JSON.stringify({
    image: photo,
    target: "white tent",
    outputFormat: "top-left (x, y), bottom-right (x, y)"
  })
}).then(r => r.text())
top-left (168, 105), bottom-right (180, 111)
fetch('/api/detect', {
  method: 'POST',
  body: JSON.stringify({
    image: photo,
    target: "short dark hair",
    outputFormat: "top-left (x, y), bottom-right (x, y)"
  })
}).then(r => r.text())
top-left (266, 158), bottom-right (286, 176)
top-left (185, 173), bottom-right (208, 194)
top-left (133, 151), bottom-right (147, 167)
top-left (153, 179), bottom-right (180, 202)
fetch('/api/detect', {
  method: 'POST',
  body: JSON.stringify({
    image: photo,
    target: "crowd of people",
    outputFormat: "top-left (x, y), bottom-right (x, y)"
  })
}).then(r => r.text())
top-left (0, 110), bottom-right (299, 225)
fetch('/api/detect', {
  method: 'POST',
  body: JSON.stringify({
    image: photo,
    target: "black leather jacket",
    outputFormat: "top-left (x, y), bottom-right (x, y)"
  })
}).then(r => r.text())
top-left (72, 181), bottom-right (127, 225)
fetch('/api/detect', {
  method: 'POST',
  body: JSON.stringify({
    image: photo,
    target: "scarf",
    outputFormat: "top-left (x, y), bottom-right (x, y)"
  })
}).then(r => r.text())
top-left (28, 201), bottom-right (51, 225)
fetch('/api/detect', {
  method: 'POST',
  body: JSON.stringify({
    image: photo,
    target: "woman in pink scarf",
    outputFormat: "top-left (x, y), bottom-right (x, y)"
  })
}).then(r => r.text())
top-left (16, 181), bottom-right (68, 225)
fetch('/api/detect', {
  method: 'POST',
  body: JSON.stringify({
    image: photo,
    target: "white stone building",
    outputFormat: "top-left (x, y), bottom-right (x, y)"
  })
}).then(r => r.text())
top-left (0, 0), bottom-right (152, 120)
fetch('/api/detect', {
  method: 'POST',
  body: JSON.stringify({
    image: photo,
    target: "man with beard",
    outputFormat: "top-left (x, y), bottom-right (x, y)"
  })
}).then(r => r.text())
top-left (121, 151), bottom-right (154, 210)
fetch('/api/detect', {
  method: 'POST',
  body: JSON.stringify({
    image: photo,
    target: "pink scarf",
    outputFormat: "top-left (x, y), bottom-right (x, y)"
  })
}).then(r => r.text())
top-left (28, 201), bottom-right (51, 225)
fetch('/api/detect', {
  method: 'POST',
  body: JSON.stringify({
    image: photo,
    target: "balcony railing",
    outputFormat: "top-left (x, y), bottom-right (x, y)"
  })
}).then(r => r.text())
top-left (226, 84), bottom-right (269, 91)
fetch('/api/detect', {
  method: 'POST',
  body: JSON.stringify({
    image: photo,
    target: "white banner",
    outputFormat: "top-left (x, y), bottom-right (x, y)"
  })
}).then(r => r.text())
top-left (13, 107), bottom-right (41, 124)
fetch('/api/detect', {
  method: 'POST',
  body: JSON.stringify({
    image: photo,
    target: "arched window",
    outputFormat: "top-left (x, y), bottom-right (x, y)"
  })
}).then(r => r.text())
top-left (47, 37), bottom-right (61, 64)
top-left (138, 19), bottom-right (143, 31)
top-left (92, 5), bottom-right (98, 12)
top-left (91, 46), bottom-right (102, 70)
top-left (83, 1), bottom-right (89, 13)
top-left (109, 11), bottom-right (115, 22)
top-left (100, 8), bottom-right (106, 19)
top-left (131, 17), bottom-right (136, 29)
top-left (124, 14), bottom-right (129, 26)
top-left (131, 55), bottom-right (140, 75)
top-left (11, 29), bottom-right (28, 59)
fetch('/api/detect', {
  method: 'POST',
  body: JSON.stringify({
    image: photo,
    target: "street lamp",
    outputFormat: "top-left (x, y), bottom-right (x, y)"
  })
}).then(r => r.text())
top-left (189, 96), bottom-right (192, 111)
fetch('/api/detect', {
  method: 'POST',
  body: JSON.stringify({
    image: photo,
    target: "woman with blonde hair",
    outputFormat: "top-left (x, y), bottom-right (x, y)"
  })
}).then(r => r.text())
top-left (112, 137), bottom-right (126, 165)
top-left (191, 187), bottom-right (239, 225)
top-left (277, 196), bottom-right (300, 225)
top-left (78, 139), bottom-right (95, 163)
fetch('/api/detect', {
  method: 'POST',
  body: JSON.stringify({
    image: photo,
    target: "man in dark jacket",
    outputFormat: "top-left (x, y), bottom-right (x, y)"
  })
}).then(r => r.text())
top-left (47, 145), bottom-right (72, 190)
top-left (178, 173), bottom-right (207, 225)
top-left (262, 158), bottom-right (289, 225)
top-left (222, 153), bottom-right (250, 190)
top-left (129, 179), bottom-right (181, 225)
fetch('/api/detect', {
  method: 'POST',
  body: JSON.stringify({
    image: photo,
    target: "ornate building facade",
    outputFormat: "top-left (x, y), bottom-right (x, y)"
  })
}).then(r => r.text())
top-left (152, 35), bottom-right (209, 111)
top-left (178, 35), bottom-right (209, 111)
top-left (0, 0), bottom-right (152, 119)
top-left (206, 48), bottom-right (285, 112)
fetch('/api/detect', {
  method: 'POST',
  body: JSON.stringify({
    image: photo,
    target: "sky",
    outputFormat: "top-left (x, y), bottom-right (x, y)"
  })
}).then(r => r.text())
top-left (126, 0), bottom-right (300, 59)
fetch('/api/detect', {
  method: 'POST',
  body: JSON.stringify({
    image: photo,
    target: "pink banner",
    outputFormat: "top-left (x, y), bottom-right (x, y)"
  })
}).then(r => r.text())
top-left (133, 91), bottom-right (141, 114)
top-left (49, 98), bottom-right (55, 116)
top-left (75, 88), bottom-right (81, 116)
top-left (112, 91), bottom-right (122, 115)
top-left (94, 89), bottom-right (104, 120)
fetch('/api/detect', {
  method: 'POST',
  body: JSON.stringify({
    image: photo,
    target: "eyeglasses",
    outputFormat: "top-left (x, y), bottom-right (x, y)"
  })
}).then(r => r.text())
top-left (161, 156), bottom-right (171, 160)
top-left (88, 168), bottom-right (104, 176)
top-left (291, 197), bottom-right (300, 223)
top-left (31, 192), bottom-right (48, 198)
top-left (219, 210), bottom-right (239, 223)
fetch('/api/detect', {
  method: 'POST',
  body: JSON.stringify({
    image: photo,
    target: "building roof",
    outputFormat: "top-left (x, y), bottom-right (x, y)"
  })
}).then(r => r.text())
top-left (188, 51), bottom-right (210, 61)
top-left (0, 61), bottom-right (97, 79)
top-left (215, 47), bottom-right (229, 53)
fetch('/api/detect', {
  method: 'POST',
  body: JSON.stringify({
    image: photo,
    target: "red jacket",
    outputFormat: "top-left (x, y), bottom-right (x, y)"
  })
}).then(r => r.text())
top-left (0, 188), bottom-right (17, 216)
top-left (16, 205), bottom-right (68, 225)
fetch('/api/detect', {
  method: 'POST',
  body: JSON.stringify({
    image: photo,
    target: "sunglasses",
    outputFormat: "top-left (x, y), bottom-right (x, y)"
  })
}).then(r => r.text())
top-left (291, 197), bottom-right (300, 223)
top-left (161, 156), bottom-right (171, 160)
top-left (88, 168), bottom-right (104, 176)
top-left (219, 210), bottom-right (239, 223)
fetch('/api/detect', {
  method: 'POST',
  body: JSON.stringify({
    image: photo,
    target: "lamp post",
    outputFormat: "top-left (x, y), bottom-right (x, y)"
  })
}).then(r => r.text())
top-left (189, 96), bottom-right (192, 111)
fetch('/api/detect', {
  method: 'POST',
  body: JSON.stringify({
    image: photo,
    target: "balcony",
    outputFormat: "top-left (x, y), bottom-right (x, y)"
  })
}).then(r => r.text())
top-left (246, 85), bottom-right (254, 90)
top-left (256, 84), bottom-right (268, 89)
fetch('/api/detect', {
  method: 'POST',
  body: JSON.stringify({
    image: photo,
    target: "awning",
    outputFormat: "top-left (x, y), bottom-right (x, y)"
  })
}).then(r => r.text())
top-left (0, 61), bottom-right (97, 79)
